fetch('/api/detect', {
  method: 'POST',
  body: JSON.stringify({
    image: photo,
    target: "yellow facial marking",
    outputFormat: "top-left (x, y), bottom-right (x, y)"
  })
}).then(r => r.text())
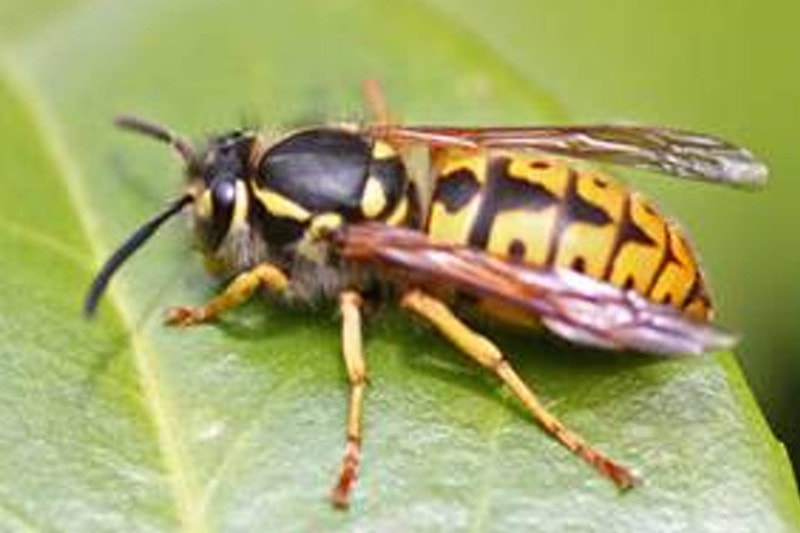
top-left (253, 188), bottom-right (312, 222)
top-left (361, 176), bottom-right (387, 218)
top-left (231, 181), bottom-right (249, 230)
top-left (195, 190), bottom-right (213, 219)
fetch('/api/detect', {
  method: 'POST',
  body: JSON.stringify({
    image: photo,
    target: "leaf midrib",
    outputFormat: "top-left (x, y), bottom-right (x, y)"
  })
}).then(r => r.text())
top-left (0, 56), bottom-right (208, 533)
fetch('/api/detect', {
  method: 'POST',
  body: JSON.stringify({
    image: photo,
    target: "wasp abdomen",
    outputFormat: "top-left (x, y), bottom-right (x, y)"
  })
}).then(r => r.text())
top-left (425, 150), bottom-right (712, 320)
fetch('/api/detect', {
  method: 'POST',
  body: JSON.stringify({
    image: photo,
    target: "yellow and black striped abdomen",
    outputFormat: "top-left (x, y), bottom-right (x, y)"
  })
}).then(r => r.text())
top-left (424, 149), bottom-right (712, 320)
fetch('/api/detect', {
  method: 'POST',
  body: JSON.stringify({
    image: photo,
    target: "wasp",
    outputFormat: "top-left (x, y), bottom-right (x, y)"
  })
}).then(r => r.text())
top-left (84, 81), bottom-right (767, 508)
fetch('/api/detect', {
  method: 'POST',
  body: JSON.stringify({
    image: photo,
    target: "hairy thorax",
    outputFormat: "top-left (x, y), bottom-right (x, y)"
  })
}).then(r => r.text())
top-left (200, 223), bottom-right (368, 305)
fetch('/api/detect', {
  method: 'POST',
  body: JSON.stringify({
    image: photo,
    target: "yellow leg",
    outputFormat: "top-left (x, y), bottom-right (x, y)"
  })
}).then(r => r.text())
top-left (331, 291), bottom-right (368, 508)
top-left (362, 78), bottom-right (392, 126)
top-left (400, 289), bottom-right (639, 490)
top-left (165, 262), bottom-right (289, 326)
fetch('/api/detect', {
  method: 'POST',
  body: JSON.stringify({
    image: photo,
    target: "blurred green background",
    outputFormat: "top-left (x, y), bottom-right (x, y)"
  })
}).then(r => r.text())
top-left (0, 0), bottom-right (798, 531)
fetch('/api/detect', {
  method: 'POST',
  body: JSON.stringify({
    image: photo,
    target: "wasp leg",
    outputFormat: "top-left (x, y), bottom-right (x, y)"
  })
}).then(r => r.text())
top-left (165, 263), bottom-right (290, 327)
top-left (362, 78), bottom-right (392, 126)
top-left (400, 289), bottom-right (639, 490)
top-left (331, 291), bottom-right (368, 509)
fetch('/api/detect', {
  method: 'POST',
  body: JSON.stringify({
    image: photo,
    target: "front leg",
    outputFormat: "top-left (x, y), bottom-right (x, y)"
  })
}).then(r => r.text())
top-left (165, 262), bottom-right (289, 326)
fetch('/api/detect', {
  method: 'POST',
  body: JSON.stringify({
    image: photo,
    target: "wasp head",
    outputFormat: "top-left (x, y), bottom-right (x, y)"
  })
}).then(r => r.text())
top-left (83, 117), bottom-right (259, 316)
top-left (189, 130), bottom-right (258, 255)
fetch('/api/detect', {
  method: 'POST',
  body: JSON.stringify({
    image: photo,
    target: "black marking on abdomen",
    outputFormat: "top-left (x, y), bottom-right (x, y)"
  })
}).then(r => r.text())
top-left (468, 156), bottom-right (559, 248)
top-left (545, 170), bottom-right (613, 266)
top-left (618, 208), bottom-right (655, 247)
top-left (434, 168), bottom-right (481, 214)
top-left (508, 239), bottom-right (526, 262)
top-left (564, 184), bottom-right (613, 227)
top-left (571, 256), bottom-right (587, 273)
top-left (644, 226), bottom-right (677, 297)
top-left (407, 181), bottom-right (424, 230)
top-left (601, 193), bottom-right (658, 280)
top-left (645, 230), bottom-right (703, 310)
top-left (623, 275), bottom-right (636, 290)
top-left (682, 270), bottom-right (711, 311)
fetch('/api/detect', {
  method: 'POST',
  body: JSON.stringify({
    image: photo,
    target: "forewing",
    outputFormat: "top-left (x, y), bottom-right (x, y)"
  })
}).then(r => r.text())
top-left (372, 124), bottom-right (767, 187)
top-left (337, 223), bottom-right (737, 355)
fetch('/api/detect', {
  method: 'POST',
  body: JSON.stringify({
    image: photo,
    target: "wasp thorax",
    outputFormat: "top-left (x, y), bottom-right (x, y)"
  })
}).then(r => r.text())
top-left (249, 128), bottom-right (411, 250)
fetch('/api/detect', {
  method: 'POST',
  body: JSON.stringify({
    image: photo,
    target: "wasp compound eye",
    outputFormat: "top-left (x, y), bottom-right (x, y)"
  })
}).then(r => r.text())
top-left (202, 178), bottom-right (237, 250)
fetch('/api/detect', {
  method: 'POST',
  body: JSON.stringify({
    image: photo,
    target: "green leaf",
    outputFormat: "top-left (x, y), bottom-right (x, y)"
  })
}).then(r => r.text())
top-left (0, 1), bottom-right (798, 532)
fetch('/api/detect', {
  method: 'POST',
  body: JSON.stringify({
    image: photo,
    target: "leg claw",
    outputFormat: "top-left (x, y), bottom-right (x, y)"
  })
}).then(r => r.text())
top-left (164, 306), bottom-right (208, 327)
top-left (330, 441), bottom-right (360, 509)
top-left (330, 470), bottom-right (355, 510)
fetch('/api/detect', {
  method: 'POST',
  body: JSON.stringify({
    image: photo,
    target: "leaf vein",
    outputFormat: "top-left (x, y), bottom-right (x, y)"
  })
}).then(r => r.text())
top-left (0, 56), bottom-right (207, 533)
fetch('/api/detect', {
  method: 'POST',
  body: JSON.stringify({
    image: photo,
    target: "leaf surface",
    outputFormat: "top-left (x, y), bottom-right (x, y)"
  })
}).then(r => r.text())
top-left (0, 1), bottom-right (797, 532)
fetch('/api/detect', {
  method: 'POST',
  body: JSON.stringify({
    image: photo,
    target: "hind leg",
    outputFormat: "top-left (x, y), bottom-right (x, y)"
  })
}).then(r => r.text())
top-left (401, 288), bottom-right (639, 490)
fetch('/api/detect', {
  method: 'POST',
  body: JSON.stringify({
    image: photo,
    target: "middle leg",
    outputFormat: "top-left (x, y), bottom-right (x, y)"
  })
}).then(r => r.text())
top-left (330, 290), bottom-right (368, 508)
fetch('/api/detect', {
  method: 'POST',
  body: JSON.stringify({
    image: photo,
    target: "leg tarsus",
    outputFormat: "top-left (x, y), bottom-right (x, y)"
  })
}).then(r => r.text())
top-left (331, 436), bottom-right (362, 509)
top-left (164, 305), bottom-right (213, 327)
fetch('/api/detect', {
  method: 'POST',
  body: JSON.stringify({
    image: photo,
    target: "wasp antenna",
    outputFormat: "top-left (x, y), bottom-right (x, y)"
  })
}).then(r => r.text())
top-left (83, 194), bottom-right (194, 317)
top-left (114, 115), bottom-right (197, 168)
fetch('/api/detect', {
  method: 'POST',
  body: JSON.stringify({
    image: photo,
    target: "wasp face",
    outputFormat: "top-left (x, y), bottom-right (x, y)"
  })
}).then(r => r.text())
top-left (192, 131), bottom-right (256, 253)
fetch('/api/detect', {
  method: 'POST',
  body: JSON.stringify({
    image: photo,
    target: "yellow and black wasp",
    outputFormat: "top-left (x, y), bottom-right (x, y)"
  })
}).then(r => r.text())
top-left (84, 82), bottom-right (767, 507)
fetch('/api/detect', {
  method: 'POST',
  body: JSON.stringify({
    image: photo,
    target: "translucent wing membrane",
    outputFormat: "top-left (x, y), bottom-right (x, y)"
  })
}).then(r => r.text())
top-left (373, 125), bottom-right (767, 187)
top-left (336, 224), bottom-right (737, 355)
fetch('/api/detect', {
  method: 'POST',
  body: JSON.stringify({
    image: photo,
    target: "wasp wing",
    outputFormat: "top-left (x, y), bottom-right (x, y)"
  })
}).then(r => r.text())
top-left (372, 124), bottom-right (767, 188)
top-left (337, 223), bottom-right (736, 355)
